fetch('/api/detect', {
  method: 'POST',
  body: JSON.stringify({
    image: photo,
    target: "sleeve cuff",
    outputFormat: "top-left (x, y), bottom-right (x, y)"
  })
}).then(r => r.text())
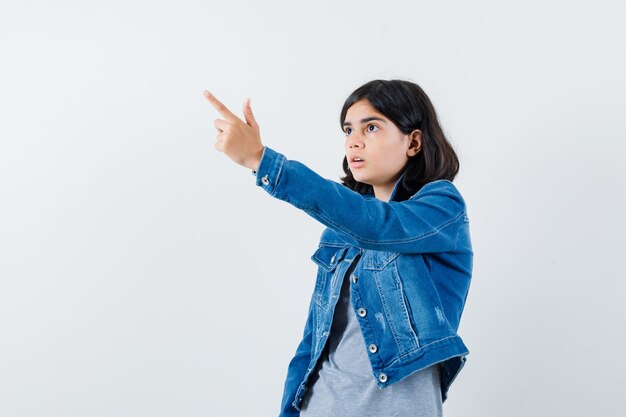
top-left (252, 146), bottom-right (285, 195)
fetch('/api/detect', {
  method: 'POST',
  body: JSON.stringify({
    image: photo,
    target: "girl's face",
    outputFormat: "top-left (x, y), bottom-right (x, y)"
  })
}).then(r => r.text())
top-left (343, 99), bottom-right (421, 201)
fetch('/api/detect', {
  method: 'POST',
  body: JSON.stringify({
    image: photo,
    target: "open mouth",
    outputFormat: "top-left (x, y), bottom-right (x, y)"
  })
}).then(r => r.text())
top-left (349, 157), bottom-right (365, 168)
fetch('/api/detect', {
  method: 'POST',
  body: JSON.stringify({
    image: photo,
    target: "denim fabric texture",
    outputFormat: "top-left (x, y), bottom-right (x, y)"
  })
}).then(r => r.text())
top-left (253, 146), bottom-right (473, 417)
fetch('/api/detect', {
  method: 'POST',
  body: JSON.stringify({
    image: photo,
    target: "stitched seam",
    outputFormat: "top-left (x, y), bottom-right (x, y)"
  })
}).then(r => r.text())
top-left (408, 179), bottom-right (451, 199)
top-left (276, 179), bottom-right (465, 245)
top-left (317, 243), bottom-right (348, 249)
top-left (274, 172), bottom-right (463, 245)
top-left (387, 335), bottom-right (461, 366)
top-left (270, 154), bottom-right (286, 196)
top-left (394, 262), bottom-right (420, 348)
top-left (304, 205), bottom-right (466, 245)
top-left (363, 252), bottom-right (400, 270)
top-left (371, 270), bottom-right (407, 356)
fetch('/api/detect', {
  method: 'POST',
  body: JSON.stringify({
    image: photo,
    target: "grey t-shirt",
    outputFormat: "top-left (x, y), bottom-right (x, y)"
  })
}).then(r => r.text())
top-left (299, 256), bottom-right (443, 417)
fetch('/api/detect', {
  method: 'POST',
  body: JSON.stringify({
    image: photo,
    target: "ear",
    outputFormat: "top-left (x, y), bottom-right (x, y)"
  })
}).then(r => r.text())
top-left (407, 129), bottom-right (422, 157)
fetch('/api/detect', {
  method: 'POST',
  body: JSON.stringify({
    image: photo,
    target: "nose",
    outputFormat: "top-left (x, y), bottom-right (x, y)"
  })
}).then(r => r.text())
top-left (346, 132), bottom-right (364, 149)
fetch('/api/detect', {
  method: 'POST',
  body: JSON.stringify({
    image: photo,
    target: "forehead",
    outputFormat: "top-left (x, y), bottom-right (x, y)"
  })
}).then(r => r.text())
top-left (343, 100), bottom-right (387, 124)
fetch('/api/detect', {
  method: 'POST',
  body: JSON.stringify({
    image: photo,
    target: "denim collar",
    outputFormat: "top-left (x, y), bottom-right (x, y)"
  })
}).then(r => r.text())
top-left (363, 171), bottom-right (409, 202)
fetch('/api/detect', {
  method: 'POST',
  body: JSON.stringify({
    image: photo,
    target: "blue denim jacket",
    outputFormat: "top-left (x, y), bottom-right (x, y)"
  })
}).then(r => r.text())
top-left (253, 146), bottom-right (473, 416)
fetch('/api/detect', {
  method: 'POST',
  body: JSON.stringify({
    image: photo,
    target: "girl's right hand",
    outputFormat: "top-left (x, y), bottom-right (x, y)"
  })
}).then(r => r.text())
top-left (203, 90), bottom-right (265, 172)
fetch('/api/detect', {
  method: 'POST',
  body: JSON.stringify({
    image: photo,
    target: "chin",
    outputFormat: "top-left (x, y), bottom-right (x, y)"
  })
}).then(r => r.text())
top-left (351, 172), bottom-right (362, 181)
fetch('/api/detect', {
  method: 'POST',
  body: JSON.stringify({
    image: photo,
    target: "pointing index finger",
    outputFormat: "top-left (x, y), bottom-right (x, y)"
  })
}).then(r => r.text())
top-left (203, 90), bottom-right (239, 122)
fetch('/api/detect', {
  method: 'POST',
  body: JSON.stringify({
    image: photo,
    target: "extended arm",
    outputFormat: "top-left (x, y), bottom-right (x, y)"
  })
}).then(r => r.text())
top-left (254, 146), bottom-right (469, 254)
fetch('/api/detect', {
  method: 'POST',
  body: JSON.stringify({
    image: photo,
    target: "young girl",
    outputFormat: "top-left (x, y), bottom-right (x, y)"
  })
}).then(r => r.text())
top-left (203, 79), bottom-right (473, 417)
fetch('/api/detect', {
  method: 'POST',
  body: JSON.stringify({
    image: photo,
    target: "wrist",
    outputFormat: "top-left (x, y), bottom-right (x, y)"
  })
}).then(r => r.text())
top-left (249, 145), bottom-right (265, 172)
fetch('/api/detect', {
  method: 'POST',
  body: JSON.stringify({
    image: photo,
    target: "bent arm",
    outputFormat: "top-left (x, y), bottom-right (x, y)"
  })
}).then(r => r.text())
top-left (254, 146), bottom-right (469, 254)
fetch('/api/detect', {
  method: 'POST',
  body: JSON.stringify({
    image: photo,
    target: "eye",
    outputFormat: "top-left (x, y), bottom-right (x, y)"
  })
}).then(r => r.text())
top-left (367, 124), bottom-right (379, 132)
top-left (344, 127), bottom-right (352, 135)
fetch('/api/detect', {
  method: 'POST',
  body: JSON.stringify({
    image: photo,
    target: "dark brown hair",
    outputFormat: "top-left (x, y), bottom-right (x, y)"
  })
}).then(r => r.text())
top-left (339, 79), bottom-right (459, 196)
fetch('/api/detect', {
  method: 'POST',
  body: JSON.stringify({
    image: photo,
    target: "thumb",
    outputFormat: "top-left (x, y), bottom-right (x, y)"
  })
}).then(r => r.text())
top-left (243, 98), bottom-right (258, 129)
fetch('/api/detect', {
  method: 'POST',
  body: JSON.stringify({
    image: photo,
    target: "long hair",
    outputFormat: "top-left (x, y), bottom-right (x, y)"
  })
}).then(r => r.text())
top-left (339, 79), bottom-right (459, 196)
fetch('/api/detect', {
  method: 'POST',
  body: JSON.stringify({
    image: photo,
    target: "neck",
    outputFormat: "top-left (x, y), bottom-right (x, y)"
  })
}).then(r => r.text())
top-left (373, 185), bottom-right (393, 202)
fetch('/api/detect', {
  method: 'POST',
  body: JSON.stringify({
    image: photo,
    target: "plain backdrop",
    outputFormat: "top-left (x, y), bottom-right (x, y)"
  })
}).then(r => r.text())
top-left (1, 0), bottom-right (625, 416)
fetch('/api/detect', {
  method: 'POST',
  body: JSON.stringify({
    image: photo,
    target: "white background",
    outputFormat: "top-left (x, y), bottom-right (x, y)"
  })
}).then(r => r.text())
top-left (1, 0), bottom-right (625, 416)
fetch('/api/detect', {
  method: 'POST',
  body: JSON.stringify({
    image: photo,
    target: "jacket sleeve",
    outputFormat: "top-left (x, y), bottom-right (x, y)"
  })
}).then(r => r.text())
top-left (278, 293), bottom-right (315, 416)
top-left (253, 146), bottom-right (469, 254)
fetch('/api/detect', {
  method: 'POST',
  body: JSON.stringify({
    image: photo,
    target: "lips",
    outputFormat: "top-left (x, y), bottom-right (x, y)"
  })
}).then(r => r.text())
top-left (349, 155), bottom-right (365, 168)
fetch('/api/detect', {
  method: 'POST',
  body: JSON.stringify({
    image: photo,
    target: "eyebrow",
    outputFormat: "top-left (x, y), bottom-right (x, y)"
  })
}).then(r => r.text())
top-left (342, 116), bottom-right (387, 127)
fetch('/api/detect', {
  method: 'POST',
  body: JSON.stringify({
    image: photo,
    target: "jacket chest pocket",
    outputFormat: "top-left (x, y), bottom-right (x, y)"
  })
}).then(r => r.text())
top-left (361, 250), bottom-right (400, 270)
top-left (310, 245), bottom-right (349, 308)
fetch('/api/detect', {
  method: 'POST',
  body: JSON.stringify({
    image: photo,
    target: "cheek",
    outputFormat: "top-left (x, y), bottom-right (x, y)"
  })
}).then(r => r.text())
top-left (386, 146), bottom-right (410, 166)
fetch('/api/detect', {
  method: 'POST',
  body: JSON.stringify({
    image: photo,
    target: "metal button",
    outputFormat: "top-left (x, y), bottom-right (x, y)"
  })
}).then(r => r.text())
top-left (378, 373), bottom-right (388, 383)
top-left (261, 174), bottom-right (270, 185)
top-left (351, 274), bottom-right (358, 284)
top-left (368, 343), bottom-right (378, 353)
top-left (330, 255), bottom-right (335, 264)
top-left (357, 308), bottom-right (367, 317)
